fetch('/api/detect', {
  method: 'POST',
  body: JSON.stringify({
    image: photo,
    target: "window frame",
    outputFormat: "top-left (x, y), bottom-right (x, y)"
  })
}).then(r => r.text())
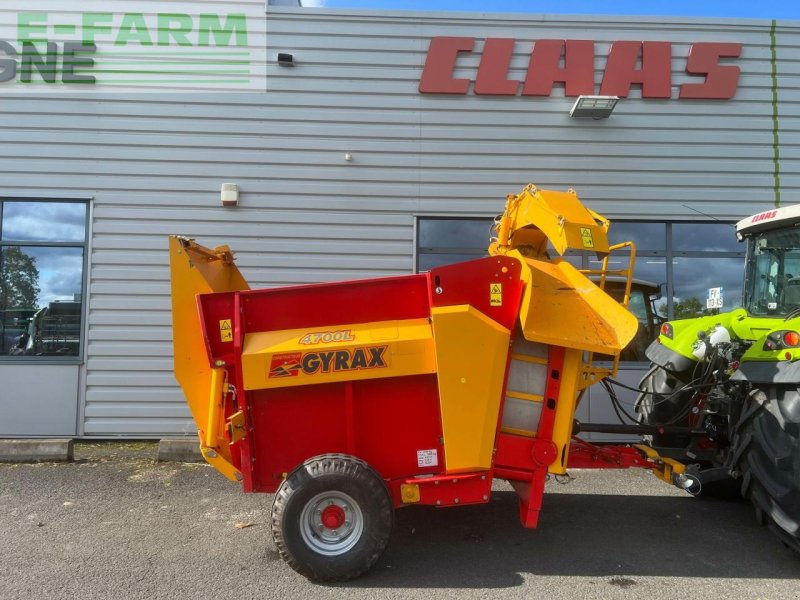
top-left (0, 197), bottom-right (90, 364)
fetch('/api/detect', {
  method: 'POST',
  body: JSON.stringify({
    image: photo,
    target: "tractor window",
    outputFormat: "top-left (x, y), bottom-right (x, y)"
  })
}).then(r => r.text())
top-left (0, 201), bottom-right (88, 359)
top-left (744, 228), bottom-right (800, 316)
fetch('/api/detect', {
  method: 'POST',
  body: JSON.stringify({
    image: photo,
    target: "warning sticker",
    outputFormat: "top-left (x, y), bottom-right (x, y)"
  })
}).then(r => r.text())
top-left (580, 227), bottom-right (594, 248)
top-left (219, 319), bottom-right (232, 342)
top-left (417, 449), bottom-right (438, 468)
top-left (490, 283), bottom-right (503, 307)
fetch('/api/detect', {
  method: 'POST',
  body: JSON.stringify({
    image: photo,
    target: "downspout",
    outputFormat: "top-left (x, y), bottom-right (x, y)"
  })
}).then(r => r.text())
top-left (771, 19), bottom-right (782, 208)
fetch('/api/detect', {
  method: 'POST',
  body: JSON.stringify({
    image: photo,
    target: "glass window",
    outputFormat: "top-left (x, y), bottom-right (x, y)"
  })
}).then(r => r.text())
top-left (672, 223), bottom-right (741, 253)
top-left (418, 219), bottom-right (492, 251)
top-left (1, 202), bottom-right (87, 242)
top-left (0, 201), bottom-right (87, 358)
top-left (672, 257), bottom-right (743, 318)
top-left (608, 222), bottom-right (665, 252)
top-left (416, 216), bottom-right (743, 362)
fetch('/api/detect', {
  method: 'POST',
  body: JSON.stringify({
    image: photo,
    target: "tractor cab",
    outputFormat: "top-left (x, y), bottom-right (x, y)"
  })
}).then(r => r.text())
top-left (737, 205), bottom-right (800, 317)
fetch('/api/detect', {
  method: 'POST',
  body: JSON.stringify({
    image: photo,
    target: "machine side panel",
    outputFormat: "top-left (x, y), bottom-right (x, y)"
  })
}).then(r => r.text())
top-left (240, 274), bottom-right (431, 333)
top-left (431, 304), bottom-right (511, 473)
top-left (246, 373), bottom-right (443, 493)
top-left (428, 255), bottom-right (525, 331)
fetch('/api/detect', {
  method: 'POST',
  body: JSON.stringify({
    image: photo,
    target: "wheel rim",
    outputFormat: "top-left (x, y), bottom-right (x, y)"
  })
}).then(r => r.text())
top-left (299, 490), bottom-right (364, 556)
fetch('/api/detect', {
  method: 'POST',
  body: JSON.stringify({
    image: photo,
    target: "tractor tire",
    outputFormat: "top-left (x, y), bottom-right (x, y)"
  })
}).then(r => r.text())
top-left (271, 453), bottom-right (394, 582)
top-left (636, 364), bottom-right (694, 449)
top-left (637, 364), bottom-right (739, 498)
top-left (735, 386), bottom-right (800, 555)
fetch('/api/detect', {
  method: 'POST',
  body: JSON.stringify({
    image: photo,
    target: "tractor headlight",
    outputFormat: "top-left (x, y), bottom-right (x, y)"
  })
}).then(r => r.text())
top-left (763, 330), bottom-right (800, 351)
top-left (660, 323), bottom-right (673, 339)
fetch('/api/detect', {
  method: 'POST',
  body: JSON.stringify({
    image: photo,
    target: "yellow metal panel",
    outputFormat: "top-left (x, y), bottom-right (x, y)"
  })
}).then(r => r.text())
top-left (515, 253), bottom-right (638, 355)
top-left (240, 319), bottom-right (436, 390)
top-left (548, 348), bottom-right (583, 475)
top-left (200, 446), bottom-right (243, 482)
top-left (431, 305), bottom-right (511, 473)
top-left (169, 236), bottom-right (249, 474)
top-left (489, 185), bottom-right (611, 257)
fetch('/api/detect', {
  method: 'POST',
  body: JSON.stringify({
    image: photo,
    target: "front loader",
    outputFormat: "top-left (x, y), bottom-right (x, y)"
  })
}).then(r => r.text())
top-left (169, 184), bottom-right (696, 581)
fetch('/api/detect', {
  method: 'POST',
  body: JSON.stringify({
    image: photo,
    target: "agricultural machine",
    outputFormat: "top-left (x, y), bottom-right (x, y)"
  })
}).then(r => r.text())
top-left (637, 204), bottom-right (800, 556)
top-left (169, 184), bottom-right (716, 581)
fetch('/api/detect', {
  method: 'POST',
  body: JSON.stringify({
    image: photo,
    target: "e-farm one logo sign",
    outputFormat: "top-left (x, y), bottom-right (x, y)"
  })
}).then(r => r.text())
top-left (0, 0), bottom-right (266, 92)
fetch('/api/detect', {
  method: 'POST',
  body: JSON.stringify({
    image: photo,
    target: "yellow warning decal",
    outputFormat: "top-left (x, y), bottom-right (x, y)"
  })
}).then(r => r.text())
top-left (490, 283), bottom-right (503, 307)
top-left (219, 319), bottom-right (233, 342)
top-left (580, 227), bottom-right (594, 248)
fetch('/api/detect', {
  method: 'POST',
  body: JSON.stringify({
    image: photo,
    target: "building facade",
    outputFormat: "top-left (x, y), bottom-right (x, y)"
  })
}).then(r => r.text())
top-left (0, 5), bottom-right (797, 437)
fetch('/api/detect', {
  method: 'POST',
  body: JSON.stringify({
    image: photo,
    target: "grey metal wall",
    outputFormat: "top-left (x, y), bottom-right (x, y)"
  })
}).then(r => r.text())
top-left (1, 7), bottom-right (797, 435)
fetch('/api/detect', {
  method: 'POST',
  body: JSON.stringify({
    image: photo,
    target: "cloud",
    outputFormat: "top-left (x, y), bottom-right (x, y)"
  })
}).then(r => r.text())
top-left (3, 202), bottom-right (86, 242)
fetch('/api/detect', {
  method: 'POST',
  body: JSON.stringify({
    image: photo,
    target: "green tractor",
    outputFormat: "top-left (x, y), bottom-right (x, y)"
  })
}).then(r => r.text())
top-left (637, 205), bottom-right (800, 553)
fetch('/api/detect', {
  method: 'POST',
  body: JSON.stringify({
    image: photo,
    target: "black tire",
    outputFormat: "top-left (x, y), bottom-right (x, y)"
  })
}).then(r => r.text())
top-left (735, 386), bottom-right (800, 554)
top-left (637, 364), bottom-right (739, 499)
top-left (271, 453), bottom-right (394, 582)
top-left (636, 364), bottom-right (694, 449)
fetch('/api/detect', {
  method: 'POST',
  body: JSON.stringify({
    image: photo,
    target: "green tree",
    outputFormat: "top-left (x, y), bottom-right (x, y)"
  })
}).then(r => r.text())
top-left (654, 296), bottom-right (708, 320)
top-left (0, 246), bottom-right (40, 310)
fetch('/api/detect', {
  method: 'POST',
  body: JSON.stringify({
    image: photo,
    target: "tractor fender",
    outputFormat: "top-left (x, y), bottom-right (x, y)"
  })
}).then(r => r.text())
top-left (731, 361), bottom-right (800, 384)
top-left (644, 340), bottom-right (696, 374)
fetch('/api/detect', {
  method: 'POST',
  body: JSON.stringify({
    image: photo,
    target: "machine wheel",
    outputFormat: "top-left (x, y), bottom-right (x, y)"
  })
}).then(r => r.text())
top-left (735, 386), bottom-right (800, 554)
top-left (636, 364), bottom-right (694, 449)
top-left (271, 453), bottom-right (394, 581)
top-left (637, 364), bottom-right (738, 498)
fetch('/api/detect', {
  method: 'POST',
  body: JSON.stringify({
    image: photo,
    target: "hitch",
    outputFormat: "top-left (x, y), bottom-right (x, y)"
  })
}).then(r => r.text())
top-left (572, 420), bottom-right (709, 437)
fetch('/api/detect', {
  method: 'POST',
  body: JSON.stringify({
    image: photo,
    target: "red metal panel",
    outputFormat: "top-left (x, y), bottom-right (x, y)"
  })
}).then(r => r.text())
top-left (389, 472), bottom-right (492, 508)
top-left (428, 255), bottom-right (524, 331)
top-left (244, 374), bottom-right (443, 493)
top-left (534, 345), bottom-right (565, 441)
top-left (566, 437), bottom-right (652, 469)
top-left (240, 274), bottom-right (431, 334)
top-left (495, 433), bottom-right (557, 474)
top-left (196, 291), bottom-right (238, 367)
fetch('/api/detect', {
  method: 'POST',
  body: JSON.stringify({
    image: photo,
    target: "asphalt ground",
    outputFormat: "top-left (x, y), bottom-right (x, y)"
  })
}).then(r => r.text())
top-left (1, 442), bottom-right (799, 600)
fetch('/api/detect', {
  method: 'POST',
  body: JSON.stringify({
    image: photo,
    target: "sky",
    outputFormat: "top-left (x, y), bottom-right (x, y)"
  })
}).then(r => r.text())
top-left (304, 0), bottom-right (800, 20)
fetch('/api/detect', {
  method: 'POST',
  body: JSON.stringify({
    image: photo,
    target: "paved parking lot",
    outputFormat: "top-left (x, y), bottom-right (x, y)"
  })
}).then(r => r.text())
top-left (1, 442), bottom-right (799, 600)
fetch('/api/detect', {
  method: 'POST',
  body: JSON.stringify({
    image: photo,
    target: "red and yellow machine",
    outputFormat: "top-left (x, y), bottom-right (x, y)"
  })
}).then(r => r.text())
top-left (169, 184), bottom-right (688, 581)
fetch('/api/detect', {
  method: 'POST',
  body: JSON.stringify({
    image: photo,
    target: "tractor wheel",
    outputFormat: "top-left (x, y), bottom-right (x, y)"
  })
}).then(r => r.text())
top-left (735, 386), bottom-right (800, 555)
top-left (636, 364), bottom-right (694, 449)
top-left (271, 453), bottom-right (394, 582)
top-left (637, 364), bottom-right (738, 498)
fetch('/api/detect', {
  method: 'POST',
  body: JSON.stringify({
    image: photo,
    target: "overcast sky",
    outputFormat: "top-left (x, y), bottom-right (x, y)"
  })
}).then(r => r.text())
top-left (303, 0), bottom-right (800, 20)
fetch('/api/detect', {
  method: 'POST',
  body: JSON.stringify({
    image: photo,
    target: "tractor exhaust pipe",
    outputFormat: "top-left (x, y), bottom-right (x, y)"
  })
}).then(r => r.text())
top-left (673, 471), bottom-right (702, 495)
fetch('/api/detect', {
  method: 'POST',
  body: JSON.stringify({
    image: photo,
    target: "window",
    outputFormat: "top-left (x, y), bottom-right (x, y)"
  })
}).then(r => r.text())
top-left (416, 217), bottom-right (745, 360)
top-left (0, 201), bottom-right (88, 359)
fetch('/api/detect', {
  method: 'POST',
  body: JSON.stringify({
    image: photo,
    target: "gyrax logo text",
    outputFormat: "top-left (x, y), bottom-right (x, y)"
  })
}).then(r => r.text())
top-left (269, 346), bottom-right (388, 378)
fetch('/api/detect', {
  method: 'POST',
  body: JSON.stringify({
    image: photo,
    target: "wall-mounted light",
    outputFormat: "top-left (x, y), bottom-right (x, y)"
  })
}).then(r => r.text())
top-left (569, 95), bottom-right (619, 119)
top-left (344, 152), bottom-right (353, 162)
top-left (221, 183), bottom-right (239, 207)
top-left (277, 53), bottom-right (294, 67)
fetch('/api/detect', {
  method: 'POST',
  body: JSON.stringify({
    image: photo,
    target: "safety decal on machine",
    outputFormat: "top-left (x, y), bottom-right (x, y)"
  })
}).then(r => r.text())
top-left (580, 227), bottom-right (595, 248)
top-left (219, 319), bottom-right (233, 342)
top-left (490, 283), bottom-right (503, 306)
top-left (417, 449), bottom-right (438, 468)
